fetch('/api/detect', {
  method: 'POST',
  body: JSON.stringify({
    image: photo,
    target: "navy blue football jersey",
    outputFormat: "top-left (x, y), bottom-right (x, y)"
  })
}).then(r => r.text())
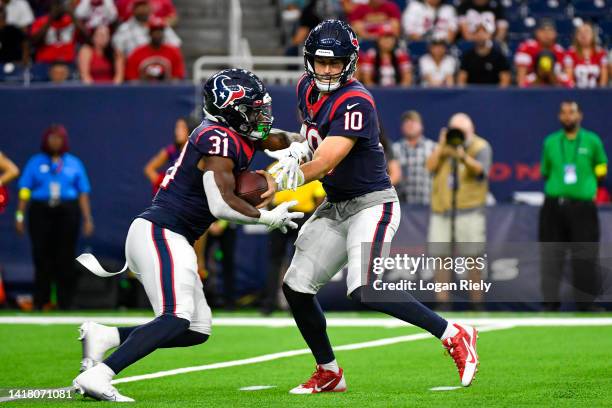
top-left (296, 75), bottom-right (391, 202)
top-left (139, 119), bottom-right (255, 243)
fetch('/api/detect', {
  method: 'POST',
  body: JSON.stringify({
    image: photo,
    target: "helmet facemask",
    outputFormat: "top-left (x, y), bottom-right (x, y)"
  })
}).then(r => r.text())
top-left (236, 93), bottom-right (273, 141)
top-left (305, 53), bottom-right (357, 92)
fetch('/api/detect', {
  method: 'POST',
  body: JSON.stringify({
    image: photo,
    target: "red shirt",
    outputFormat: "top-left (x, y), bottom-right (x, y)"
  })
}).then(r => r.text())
top-left (564, 46), bottom-right (608, 88)
top-left (359, 47), bottom-right (411, 86)
top-left (117, 0), bottom-right (176, 22)
top-left (30, 14), bottom-right (77, 63)
top-left (349, 1), bottom-right (401, 37)
top-left (89, 49), bottom-right (114, 82)
top-left (125, 44), bottom-right (184, 80)
top-left (514, 39), bottom-right (565, 71)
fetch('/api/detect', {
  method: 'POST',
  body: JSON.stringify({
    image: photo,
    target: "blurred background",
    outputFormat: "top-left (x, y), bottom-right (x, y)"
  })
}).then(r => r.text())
top-left (0, 0), bottom-right (611, 313)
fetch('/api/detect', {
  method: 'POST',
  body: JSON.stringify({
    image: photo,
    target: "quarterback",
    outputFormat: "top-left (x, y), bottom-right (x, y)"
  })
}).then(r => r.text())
top-left (267, 20), bottom-right (480, 394)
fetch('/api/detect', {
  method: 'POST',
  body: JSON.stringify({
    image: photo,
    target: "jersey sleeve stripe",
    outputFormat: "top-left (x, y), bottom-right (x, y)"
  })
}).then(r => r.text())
top-left (328, 91), bottom-right (376, 122)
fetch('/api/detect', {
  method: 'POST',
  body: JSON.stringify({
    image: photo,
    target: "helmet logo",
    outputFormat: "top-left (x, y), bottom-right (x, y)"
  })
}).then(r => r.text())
top-left (212, 75), bottom-right (246, 109)
top-left (351, 38), bottom-right (359, 48)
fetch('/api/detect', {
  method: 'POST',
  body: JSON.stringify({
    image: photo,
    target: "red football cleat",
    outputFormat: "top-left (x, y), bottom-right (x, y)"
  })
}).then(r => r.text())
top-left (289, 365), bottom-right (347, 394)
top-left (443, 323), bottom-right (479, 387)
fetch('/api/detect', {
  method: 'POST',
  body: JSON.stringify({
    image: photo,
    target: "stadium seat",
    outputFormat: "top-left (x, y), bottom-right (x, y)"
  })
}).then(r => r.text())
top-left (407, 41), bottom-right (428, 61)
top-left (528, 0), bottom-right (568, 19)
top-left (572, 0), bottom-right (608, 18)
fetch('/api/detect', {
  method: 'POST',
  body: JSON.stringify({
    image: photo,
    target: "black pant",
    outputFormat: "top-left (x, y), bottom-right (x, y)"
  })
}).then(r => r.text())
top-left (205, 226), bottom-right (237, 307)
top-left (28, 200), bottom-right (80, 310)
top-left (539, 197), bottom-right (601, 306)
top-left (262, 214), bottom-right (309, 312)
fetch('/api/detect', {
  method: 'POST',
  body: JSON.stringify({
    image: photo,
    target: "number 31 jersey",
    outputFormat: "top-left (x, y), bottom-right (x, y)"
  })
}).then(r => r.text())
top-left (297, 75), bottom-right (391, 202)
top-left (139, 119), bottom-right (254, 244)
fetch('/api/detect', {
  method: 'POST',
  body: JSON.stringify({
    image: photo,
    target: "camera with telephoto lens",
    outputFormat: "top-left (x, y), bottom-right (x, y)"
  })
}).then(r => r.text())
top-left (446, 127), bottom-right (465, 148)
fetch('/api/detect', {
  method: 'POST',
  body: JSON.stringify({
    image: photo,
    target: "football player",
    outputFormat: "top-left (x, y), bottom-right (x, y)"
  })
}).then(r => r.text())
top-left (72, 69), bottom-right (304, 402)
top-left (266, 20), bottom-right (480, 394)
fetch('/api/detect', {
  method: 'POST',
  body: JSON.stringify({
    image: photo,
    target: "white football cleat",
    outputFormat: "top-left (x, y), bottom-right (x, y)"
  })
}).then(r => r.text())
top-left (73, 363), bottom-right (134, 402)
top-left (78, 321), bottom-right (120, 373)
top-left (289, 365), bottom-right (347, 394)
top-left (442, 323), bottom-right (479, 387)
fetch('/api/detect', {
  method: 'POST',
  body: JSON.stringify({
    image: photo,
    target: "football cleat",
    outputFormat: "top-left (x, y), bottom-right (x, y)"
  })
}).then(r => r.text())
top-left (442, 323), bottom-right (479, 387)
top-left (78, 321), bottom-right (119, 373)
top-left (73, 363), bottom-right (134, 402)
top-left (289, 365), bottom-right (347, 394)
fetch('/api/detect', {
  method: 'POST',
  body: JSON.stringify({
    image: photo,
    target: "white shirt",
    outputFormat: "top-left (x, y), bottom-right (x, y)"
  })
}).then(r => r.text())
top-left (419, 54), bottom-right (456, 86)
top-left (112, 18), bottom-right (181, 56)
top-left (402, 0), bottom-right (457, 39)
top-left (4, 0), bottom-right (34, 28)
top-left (75, 0), bottom-right (118, 30)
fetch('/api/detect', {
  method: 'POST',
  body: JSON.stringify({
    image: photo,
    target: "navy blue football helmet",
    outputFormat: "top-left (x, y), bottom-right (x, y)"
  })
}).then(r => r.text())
top-left (304, 19), bottom-right (359, 92)
top-left (203, 69), bottom-right (273, 140)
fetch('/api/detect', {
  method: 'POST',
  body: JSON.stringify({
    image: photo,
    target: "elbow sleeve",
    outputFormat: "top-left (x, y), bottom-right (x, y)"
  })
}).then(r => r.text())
top-left (202, 171), bottom-right (259, 224)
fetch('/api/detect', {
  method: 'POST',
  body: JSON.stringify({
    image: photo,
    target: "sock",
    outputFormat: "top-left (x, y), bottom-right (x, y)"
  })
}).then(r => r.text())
top-left (118, 326), bottom-right (208, 348)
top-left (320, 359), bottom-right (339, 374)
top-left (440, 322), bottom-right (459, 341)
top-left (104, 314), bottom-right (190, 374)
top-left (350, 286), bottom-right (448, 339)
top-left (282, 283), bottom-right (335, 365)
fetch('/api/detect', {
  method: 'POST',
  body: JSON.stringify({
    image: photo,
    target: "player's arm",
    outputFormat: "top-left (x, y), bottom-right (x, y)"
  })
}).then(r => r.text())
top-left (258, 128), bottom-right (303, 151)
top-left (200, 156), bottom-right (304, 231)
top-left (300, 136), bottom-right (356, 183)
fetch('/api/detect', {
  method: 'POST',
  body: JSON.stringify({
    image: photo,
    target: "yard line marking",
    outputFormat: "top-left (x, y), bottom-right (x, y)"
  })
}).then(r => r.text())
top-left (239, 385), bottom-right (277, 391)
top-left (1, 316), bottom-right (612, 327)
top-left (111, 325), bottom-right (511, 385)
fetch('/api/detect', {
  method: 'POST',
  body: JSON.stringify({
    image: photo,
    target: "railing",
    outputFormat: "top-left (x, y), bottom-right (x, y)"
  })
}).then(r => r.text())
top-left (192, 55), bottom-right (303, 85)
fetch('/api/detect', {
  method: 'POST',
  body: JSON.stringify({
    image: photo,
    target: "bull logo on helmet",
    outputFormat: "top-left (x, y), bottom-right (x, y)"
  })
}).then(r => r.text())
top-left (212, 75), bottom-right (246, 109)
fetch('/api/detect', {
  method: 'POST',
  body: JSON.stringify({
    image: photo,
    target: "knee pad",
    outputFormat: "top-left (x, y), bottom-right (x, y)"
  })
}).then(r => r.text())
top-left (349, 286), bottom-right (365, 303)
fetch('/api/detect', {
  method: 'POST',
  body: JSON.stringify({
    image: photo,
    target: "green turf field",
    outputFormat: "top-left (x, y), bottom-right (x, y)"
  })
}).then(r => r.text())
top-left (1, 312), bottom-right (611, 407)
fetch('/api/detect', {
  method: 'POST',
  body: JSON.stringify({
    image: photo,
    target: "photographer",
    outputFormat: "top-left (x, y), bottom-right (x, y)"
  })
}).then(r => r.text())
top-left (426, 113), bottom-right (492, 309)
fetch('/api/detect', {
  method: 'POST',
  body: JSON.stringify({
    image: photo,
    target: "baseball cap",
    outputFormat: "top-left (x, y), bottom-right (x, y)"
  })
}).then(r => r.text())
top-left (148, 17), bottom-right (166, 30)
top-left (537, 18), bottom-right (556, 30)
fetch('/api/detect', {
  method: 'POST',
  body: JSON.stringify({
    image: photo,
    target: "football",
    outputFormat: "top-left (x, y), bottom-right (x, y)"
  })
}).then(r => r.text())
top-left (234, 171), bottom-right (269, 207)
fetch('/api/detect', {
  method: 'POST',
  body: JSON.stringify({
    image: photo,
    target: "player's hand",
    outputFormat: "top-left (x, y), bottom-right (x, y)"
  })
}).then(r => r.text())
top-left (269, 157), bottom-right (303, 191)
top-left (258, 200), bottom-right (304, 233)
top-left (256, 169), bottom-right (277, 209)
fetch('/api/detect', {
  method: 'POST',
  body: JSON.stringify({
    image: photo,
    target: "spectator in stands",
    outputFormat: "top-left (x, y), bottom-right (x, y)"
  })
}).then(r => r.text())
top-left (116, 0), bottom-right (177, 26)
top-left (358, 25), bottom-right (412, 87)
top-left (457, 0), bottom-right (507, 42)
top-left (514, 18), bottom-right (565, 87)
top-left (349, 0), bottom-right (401, 41)
top-left (402, 0), bottom-right (458, 42)
top-left (419, 34), bottom-right (455, 87)
top-left (426, 113), bottom-right (491, 309)
top-left (564, 22), bottom-right (608, 89)
top-left (526, 50), bottom-right (571, 87)
top-left (144, 116), bottom-right (190, 192)
top-left (0, 150), bottom-right (20, 213)
top-left (78, 25), bottom-right (124, 84)
top-left (392, 110), bottom-right (436, 205)
top-left (30, 0), bottom-right (88, 65)
top-left (74, 0), bottom-right (118, 31)
top-left (539, 101), bottom-right (608, 311)
top-left (48, 60), bottom-right (71, 82)
top-left (0, 0), bottom-right (33, 31)
top-left (0, 4), bottom-right (28, 64)
top-left (15, 124), bottom-right (94, 310)
top-left (285, 0), bottom-right (322, 56)
top-left (113, 0), bottom-right (180, 57)
top-left (125, 17), bottom-right (184, 81)
top-left (458, 21), bottom-right (510, 86)
top-left (379, 125), bottom-right (401, 185)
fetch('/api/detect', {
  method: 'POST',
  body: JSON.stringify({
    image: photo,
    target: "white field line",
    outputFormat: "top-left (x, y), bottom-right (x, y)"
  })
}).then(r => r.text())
top-left (112, 324), bottom-right (512, 385)
top-left (1, 316), bottom-right (612, 327)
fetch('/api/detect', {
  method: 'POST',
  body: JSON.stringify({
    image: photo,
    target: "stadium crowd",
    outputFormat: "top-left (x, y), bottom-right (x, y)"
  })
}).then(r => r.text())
top-left (0, 0), bottom-right (184, 82)
top-left (283, 0), bottom-right (612, 88)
